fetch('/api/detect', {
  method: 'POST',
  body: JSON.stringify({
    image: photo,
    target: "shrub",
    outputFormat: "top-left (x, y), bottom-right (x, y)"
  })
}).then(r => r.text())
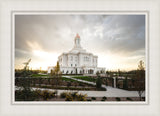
top-left (116, 97), bottom-right (121, 101)
top-left (79, 83), bottom-right (83, 86)
top-left (60, 92), bottom-right (68, 98)
top-left (49, 91), bottom-right (56, 98)
top-left (142, 97), bottom-right (145, 101)
top-left (71, 92), bottom-right (78, 99)
top-left (101, 99), bottom-right (105, 101)
top-left (126, 97), bottom-right (132, 101)
top-left (54, 90), bottom-right (58, 96)
top-left (65, 95), bottom-right (73, 101)
top-left (42, 90), bottom-right (50, 100)
top-left (61, 92), bottom-right (87, 101)
top-left (67, 82), bottom-right (71, 88)
top-left (98, 87), bottom-right (106, 91)
top-left (76, 94), bottom-right (87, 101)
top-left (87, 99), bottom-right (92, 101)
top-left (106, 82), bottom-right (108, 86)
top-left (15, 89), bottom-right (39, 101)
top-left (96, 77), bottom-right (102, 88)
top-left (102, 96), bottom-right (107, 100)
top-left (91, 97), bottom-right (96, 100)
top-left (34, 89), bottom-right (42, 97)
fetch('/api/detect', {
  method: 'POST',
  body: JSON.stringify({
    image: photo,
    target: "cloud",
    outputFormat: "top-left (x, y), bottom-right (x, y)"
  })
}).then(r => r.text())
top-left (15, 15), bottom-right (145, 70)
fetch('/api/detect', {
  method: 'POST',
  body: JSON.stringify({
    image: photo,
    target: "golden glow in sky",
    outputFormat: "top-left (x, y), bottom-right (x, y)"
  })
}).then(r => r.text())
top-left (15, 15), bottom-right (145, 71)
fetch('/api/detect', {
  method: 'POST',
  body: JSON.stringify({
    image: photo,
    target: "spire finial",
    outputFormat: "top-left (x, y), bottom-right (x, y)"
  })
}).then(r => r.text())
top-left (75, 33), bottom-right (80, 38)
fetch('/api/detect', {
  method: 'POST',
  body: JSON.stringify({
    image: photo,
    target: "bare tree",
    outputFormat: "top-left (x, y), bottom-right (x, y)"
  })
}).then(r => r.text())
top-left (135, 60), bottom-right (145, 101)
top-left (50, 61), bottom-right (62, 98)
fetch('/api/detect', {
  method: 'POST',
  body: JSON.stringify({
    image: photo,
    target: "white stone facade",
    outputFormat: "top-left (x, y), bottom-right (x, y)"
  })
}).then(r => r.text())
top-left (48, 34), bottom-right (105, 74)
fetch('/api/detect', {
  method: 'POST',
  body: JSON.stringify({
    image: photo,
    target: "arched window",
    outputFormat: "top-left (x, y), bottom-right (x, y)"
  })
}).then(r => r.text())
top-left (66, 70), bottom-right (68, 74)
top-left (80, 70), bottom-right (82, 74)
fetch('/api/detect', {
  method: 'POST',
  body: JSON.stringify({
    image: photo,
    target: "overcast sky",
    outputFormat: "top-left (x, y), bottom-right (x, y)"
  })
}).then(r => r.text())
top-left (15, 15), bottom-right (145, 71)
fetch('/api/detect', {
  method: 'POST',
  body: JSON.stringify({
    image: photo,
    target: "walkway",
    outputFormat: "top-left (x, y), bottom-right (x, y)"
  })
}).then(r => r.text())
top-left (24, 86), bottom-right (144, 97)
top-left (16, 76), bottom-right (145, 97)
top-left (62, 76), bottom-right (145, 97)
top-left (54, 76), bottom-right (145, 97)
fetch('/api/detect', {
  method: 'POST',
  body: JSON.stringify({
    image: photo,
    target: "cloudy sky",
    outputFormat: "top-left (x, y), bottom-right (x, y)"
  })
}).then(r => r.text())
top-left (15, 14), bottom-right (145, 71)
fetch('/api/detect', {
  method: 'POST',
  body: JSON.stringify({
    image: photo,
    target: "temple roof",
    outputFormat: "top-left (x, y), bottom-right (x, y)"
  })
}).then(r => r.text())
top-left (58, 34), bottom-right (98, 57)
top-left (69, 47), bottom-right (86, 54)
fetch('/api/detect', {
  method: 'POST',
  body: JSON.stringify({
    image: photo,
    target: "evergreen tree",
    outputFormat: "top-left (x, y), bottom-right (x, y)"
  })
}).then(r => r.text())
top-left (96, 73), bottom-right (102, 89)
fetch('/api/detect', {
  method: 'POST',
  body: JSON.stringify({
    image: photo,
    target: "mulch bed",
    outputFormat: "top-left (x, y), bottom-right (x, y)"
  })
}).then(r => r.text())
top-left (86, 97), bottom-right (145, 101)
top-left (34, 97), bottom-right (145, 101)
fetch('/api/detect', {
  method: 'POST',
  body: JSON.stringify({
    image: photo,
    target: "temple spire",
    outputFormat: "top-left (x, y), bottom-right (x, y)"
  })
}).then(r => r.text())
top-left (75, 33), bottom-right (80, 39)
top-left (74, 33), bottom-right (81, 48)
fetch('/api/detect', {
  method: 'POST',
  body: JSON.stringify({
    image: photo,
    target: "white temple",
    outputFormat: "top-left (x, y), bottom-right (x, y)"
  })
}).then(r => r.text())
top-left (48, 34), bottom-right (105, 74)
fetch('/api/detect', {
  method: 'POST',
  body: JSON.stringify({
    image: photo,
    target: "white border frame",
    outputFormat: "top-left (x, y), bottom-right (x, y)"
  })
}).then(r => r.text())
top-left (0, 0), bottom-right (160, 116)
top-left (12, 11), bottom-right (149, 105)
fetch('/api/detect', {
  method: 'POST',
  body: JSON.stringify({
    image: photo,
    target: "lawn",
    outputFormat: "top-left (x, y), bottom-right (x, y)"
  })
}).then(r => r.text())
top-left (31, 74), bottom-right (48, 77)
top-left (61, 77), bottom-right (96, 87)
top-left (61, 77), bottom-right (77, 82)
top-left (72, 76), bottom-right (97, 82)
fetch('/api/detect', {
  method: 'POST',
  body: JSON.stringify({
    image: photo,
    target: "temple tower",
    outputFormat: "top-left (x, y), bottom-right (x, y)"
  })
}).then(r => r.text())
top-left (74, 33), bottom-right (81, 48)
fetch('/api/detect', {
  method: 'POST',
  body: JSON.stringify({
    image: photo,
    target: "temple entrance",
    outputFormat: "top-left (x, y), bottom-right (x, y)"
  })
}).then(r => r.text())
top-left (88, 69), bottom-right (94, 74)
top-left (83, 70), bottom-right (85, 74)
top-left (80, 70), bottom-right (82, 74)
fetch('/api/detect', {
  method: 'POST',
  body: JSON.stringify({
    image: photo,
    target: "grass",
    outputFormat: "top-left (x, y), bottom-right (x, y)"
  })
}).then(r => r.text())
top-left (31, 74), bottom-right (48, 77)
top-left (61, 77), bottom-right (96, 87)
top-left (61, 77), bottom-right (78, 82)
top-left (62, 74), bottom-right (83, 76)
top-left (72, 76), bottom-right (97, 82)
top-left (62, 76), bottom-right (106, 91)
top-left (16, 76), bottom-right (106, 91)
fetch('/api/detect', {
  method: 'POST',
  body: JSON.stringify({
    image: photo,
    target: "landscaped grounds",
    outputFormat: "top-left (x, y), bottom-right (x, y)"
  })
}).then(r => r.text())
top-left (15, 60), bottom-right (145, 102)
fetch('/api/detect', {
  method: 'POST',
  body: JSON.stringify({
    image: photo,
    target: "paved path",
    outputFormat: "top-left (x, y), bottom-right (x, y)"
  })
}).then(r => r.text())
top-left (62, 76), bottom-right (145, 97)
top-left (15, 76), bottom-right (145, 97)
top-left (16, 86), bottom-right (145, 97)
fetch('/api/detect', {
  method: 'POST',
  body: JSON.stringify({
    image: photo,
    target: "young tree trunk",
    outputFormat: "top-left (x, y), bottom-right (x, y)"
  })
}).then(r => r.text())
top-left (138, 91), bottom-right (142, 101)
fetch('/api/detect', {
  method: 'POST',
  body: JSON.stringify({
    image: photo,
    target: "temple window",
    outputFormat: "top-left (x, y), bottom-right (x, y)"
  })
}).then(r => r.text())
top-left (71, 56), bottom-right (73, 61)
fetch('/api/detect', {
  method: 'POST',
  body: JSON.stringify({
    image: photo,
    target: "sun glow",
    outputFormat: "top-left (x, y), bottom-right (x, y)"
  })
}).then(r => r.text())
top-left (98, 53), bottom-right (143, 71)
top-left (15, 41), bottom-right (60, 70)
top-left (28, 50), bottom-right (59, 70)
